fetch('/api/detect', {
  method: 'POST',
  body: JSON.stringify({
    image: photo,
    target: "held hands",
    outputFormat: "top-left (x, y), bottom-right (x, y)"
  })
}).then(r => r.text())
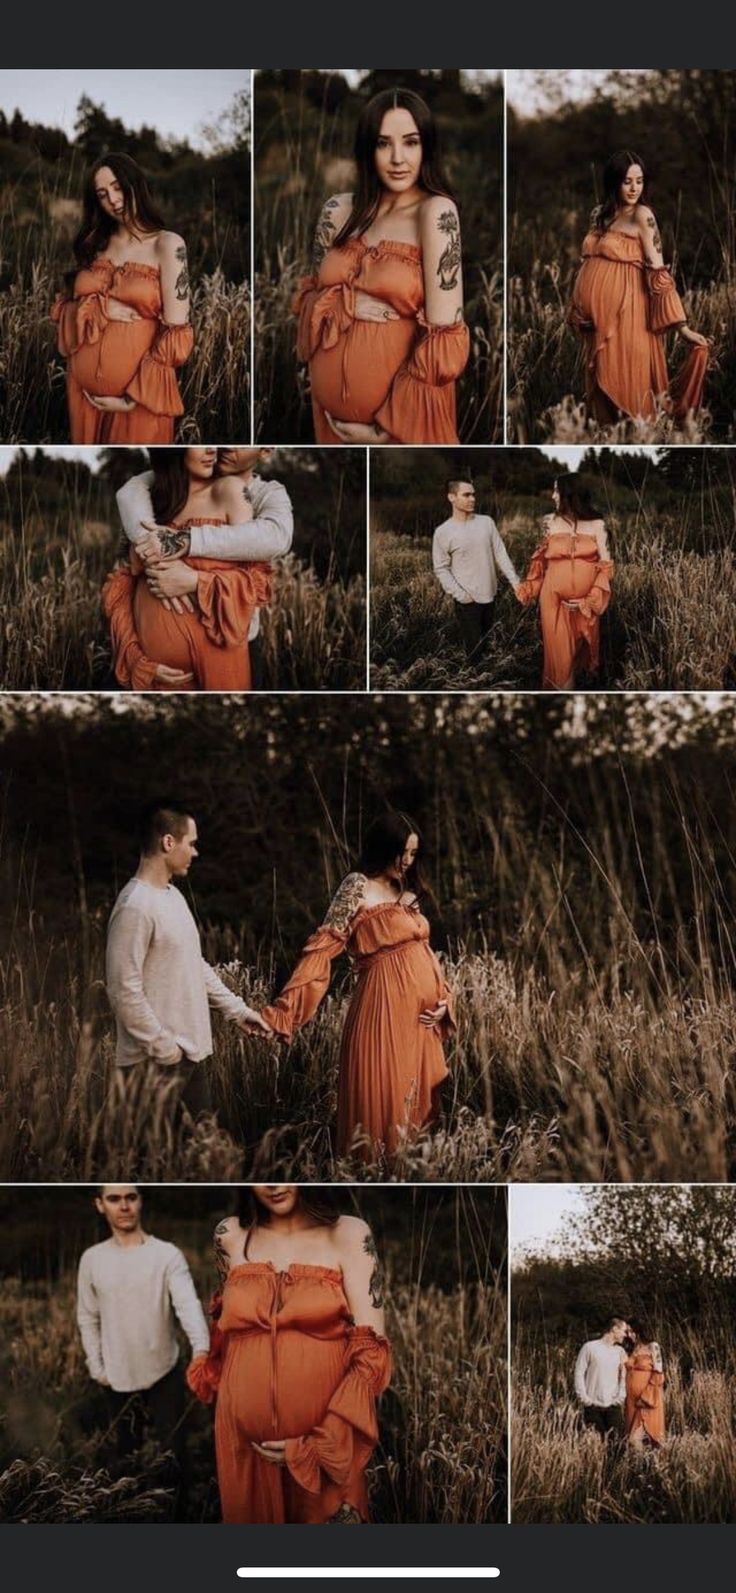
top-left (324, 412), bottom-right (392, 444)
top-left (83, 391), bottom-right (136, 413)
top-left (419, 1000), bottom-right (448, 1029)
top-left (237, 1010), bottom-right (274, 1037)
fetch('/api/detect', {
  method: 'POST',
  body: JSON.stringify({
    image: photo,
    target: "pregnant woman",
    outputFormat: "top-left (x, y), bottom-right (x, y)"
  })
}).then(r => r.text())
top-left (51, 152), bottom-right (193, 443)
top-left (102, 447), bottom-right (271, 691)
top-left (294, 88), bottom-right (470, 445)
top-left (624, 1320), bottom-right (665, 1449)
top-left (517, 477), bottom-right (614, 689)
top-left (252, 811), bottom-right (455, 1162)
top-left (187, 1184), bottom-right (392, 1524)
top-left (568, 149), bottom-right (709, 428)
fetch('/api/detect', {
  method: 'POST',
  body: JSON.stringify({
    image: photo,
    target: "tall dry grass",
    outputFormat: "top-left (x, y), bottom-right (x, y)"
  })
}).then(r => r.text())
top-left (0, 1228), bottom-right (506, 1522)
top-left (512, 1326), bottom-right (736, 1523)
top-left (370, 517), bottom-right (736, 690)
top-left (0, 514), bottom-right (365, 692)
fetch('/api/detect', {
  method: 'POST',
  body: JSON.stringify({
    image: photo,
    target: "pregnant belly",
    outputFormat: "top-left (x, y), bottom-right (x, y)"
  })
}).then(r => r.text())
top-left (133, 581), bottom-right (197, 672)
top-left (218, 1333), bottom-right (346, 1442)
top-left (310, 317), bottom-right (416, 423)
top-left (359, 940), bottom-right (442, 1015)
top-left (68, 320), bottom-right (157, 396)
top-left (543, 561), bottom-right (600, 603)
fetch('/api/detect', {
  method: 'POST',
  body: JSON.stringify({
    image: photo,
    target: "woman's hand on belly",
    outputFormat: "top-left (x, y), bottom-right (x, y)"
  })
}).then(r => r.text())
top-left (354, 289), bottom-right (400, 323)
top-left (251, 1438), bottom-right (289, 1466)
top-left (154, 663), bottom-right (196, 687)
top-left (83, 390), bottom-right (136, 412)
top-left (324, 411), bottom-right (392, 444)
top-left (419, 1000), bottom-right (448, 1028)
top-left (105, 297), bottom-right (144, 323)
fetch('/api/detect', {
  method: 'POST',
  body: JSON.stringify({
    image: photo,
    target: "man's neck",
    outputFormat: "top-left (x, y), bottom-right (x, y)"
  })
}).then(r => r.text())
top-left (451, 510), bottom-right (474, 524)
top-left (109, 1227), bottom-right (147, 1250)
top-left (600, 1332), bottom-right (618, 1346)
top-left (237, 469), bottom-right (257, 487)
top-left (136, 855), bottom-right (173, 890)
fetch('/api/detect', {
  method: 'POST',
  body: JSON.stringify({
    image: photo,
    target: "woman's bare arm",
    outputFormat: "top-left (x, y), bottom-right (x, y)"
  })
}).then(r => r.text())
top-left (156, 231), bottom-right (191, 326)
top-left (419, 195), bottom-right (464, 327)
top-left (336, 1216), bottom-right (386, 1334)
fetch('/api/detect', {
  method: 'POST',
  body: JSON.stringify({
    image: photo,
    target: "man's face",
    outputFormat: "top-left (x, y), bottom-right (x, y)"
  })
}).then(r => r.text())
top-left (95, 1186), bottom-right (142, 1233)
top-left (611, 1320), bottom-right (628, 1344)
top-left (449, 482), bottom-right (476, 514)
top-left (217, 447), bottom-right (270, 476)
top-left (164, 817), bottom-right (199, 877)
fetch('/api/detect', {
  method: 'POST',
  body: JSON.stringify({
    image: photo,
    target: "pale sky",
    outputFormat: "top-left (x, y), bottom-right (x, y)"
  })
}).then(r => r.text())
top-left (0, 446), bottom-right (107, 475)
top-left (0, 70), bottom-right (248, 150)
top-left (539, 445), bottom-right (659, 471)
top-left (506, 69), bottom-right (649, 117)
top-left (509, 1185), bottom-right (587, 1263)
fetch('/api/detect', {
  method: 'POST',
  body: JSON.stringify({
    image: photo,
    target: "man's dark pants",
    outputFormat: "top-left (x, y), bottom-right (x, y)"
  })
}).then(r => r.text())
top-left (249, 632), bottom-right (264, 690)
top-left (105, 1363), bottom-right (190, 1518)
top-left (118, 1058), bottom-right (213, 1122)
top-left (583, 1404), bottom-right (624, 1439)
top-left (455, 600), bottom-right (495, 659)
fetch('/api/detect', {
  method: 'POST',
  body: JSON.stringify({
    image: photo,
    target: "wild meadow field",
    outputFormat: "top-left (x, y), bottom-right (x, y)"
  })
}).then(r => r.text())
top-left (2, 692), bottom-right (735, 1185)
top-left (370, 514), bottom-right (736, 691)
top-left (0, 1189), bottom-right (507, 1524)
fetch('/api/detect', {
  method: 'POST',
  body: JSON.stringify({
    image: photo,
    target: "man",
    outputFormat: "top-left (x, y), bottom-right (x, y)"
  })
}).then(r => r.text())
top-left (105, 800), bottom-right (269, 1118)
top-left (574, 1316), bottom-right (629, 1438)
top-left (77, 1184), bottom-right (209, 1517)
top-left (432, 479), bottom-right (520, 660)
top-left (116, 447), bottom-right (294, 689)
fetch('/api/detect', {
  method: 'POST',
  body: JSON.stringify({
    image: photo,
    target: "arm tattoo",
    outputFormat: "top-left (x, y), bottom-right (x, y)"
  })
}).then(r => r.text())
top-left (436, 209), bottom-right (461, 291)
top-left (646, 215), bottom-right (662, 252)
top-left (242, 485), bottom-right (253, 506)
top-left (214, 1220), bottom-right (230, 1285)
top-left (174, 243), bottom-right (190, 301)
top-left (158, 528), bottom-right (191, 558)
top-left (324, 872), bottom-right (366, 936)
top-left (363, 1230), bottom-right (384, 1309)
top-left (311, 198), bottom-right (341, 273)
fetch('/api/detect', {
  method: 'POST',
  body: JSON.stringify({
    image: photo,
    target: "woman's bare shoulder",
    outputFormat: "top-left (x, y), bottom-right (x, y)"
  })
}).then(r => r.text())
top-left (153, 229), bottom-right (187, 257)
top-left (634, 203), bottom-right (658, 231)
top-left (332, 1212), bottom-right (373, 1252)
top-left (213, 473), bottom-right (249, 512)
top-left (320, 192), bottom-right (353, 225)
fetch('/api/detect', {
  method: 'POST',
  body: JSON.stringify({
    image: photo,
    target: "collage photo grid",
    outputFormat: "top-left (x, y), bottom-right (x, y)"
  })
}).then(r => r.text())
top-left (0, 68), bottom-right (735, 1532)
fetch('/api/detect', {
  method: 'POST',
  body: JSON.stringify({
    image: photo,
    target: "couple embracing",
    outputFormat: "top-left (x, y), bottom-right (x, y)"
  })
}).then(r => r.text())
top-left (575, 1315), bottom-right (665, 1450)
top-left (102, 446), bottom-right (293, 691)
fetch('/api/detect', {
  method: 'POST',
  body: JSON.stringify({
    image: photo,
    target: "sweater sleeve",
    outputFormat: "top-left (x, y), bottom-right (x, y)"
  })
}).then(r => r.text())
top-left (284, 1326), bottom-right (392, 1501)
top-left (76, 1255), bottom-right (106, 1382)
top-left (432, 526), bottom-right (469, 602)
top-left (489, 520), bottom-right (519, 588)
top-left (166, 1248), bottom-right (210, 1359)
top-left (115, 472), bottom-right (156, 545)
top-left (574, 1345), bottom-right (591, 1404)
top-left (101, 562), bottom-right (160, 691)
top-left (201, 960), bottom-right (256, 1025)
top-left (374, 313), bottom-right (470, 444)
top-left (189, 483), bottom-right (294, 560)
top-left (105, 903), bottom-right (181, 1060)
top-left (125, 323), bottom-right (194, 417)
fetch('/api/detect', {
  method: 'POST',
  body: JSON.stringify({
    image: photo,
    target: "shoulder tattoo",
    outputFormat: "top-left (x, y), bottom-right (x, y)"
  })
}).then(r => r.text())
top-left (362, 1229), bottom-right (384, 1310)
top-left (645, 215), bottom-right (662, 252)
top-left (174, 242), bottom-right (190, 301)
top-left (213, 1219), bottom-right (231, 1284)
top-left (312, 198), bottom-right (342, 273)
top-left (436, 209), bottom-right (461, 291)
top-left (324, 872), bottom-right (365, 935)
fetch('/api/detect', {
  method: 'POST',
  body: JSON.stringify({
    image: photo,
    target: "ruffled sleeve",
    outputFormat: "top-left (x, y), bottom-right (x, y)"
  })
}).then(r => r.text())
top-left (126, 323), bottom-right (194, 416)
top-left (186, 1292), bottom-right (225, 1405)
top-left (51, 290), bottom-right (108, 356)
top-left (517, 540), bottom-right (548, 604)
top-left (374, 314), bottom-right (469, 444)
top-left (646, 267), bottom-right (687, 334)
top-left (101, 561), bottom-right (160, 691)
top-left (292, 276), bottom-right (354, 362)
top-left (261, 925), bottom-right (349, 1040)
top-left (284, 1325), bottom-right (392, 1499)
top-left (578, 560), bottom-right (614, 621)
top-left (195, 560), bottom-right (273, 649)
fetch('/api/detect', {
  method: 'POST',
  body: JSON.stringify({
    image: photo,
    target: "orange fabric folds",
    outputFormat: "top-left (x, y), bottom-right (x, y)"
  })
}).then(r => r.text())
top-left (625, 1353), bottom-right (665, 1446)
top-left (284, 1325), bottom-right (392, 1495)
top-left (292, 276), bottom-right (354, 362)
top-left (125, 323), bottom-right (194, 416)
top-left (518, 530), bottom-right (614, 688)
top-left (187, 1292), bottom-right (226, 1405)
top-left (101, 563), bottom-right (160, 690)
top-left (262, 901), bottom-right (454, 1159)
top-left (646, 266), bottom-right (686, 334)
top-left (375, 315), bottom-right (470, 444)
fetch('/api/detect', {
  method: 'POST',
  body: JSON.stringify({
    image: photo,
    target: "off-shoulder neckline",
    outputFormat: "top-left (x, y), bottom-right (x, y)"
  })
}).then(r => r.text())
top-left (226, 1259), bottom-right (344, 1283)
top-left (342, 235), bottom-right (422, 261)
top-left (92, 255), bottom-right (161, 279)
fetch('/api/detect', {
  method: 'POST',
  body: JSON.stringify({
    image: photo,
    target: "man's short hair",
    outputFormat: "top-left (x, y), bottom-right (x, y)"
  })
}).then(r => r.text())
top-left (606, 1315), bottom-right (628, 1331)
top-left (446, 478), bottom-right (473, 495)
top-left (138, 801), bottom-right (193, 856)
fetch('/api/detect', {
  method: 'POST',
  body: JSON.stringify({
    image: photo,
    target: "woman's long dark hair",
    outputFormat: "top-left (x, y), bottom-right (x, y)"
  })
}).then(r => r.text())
top-left (235, 1188), bottom-right (341, 1238)
top-left (150, 449), bottom-right (192, 526)
top-left (625, 1317), bottom-right (652, 1349)
top-left (554, 473), bottom-right (604, 527)
top-left (358, 809), bottom-right (432, 907)
top-left (591, 148), bottom-right (648, 235)
top-left (72, 152), bottom-right (167, 271)
top-left (333, 88), bottom-right (457, 248)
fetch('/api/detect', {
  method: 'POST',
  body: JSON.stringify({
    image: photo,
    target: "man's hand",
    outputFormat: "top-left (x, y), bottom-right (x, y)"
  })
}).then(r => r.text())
top-left (251, 1439), bottom-right (288, 1466)
top-left (419, 1000), bottom-right (448, 1028)
top-left (237, 1011), bottom-right (274, 1037)
top-left (83, 391), bottom-right (136, 413)
top-left (95, 1375), bottom-right (111, 1387)
top-left (324, 412), bottom-right (392, 444)
top-left (145, 560), bottom-right (199, 613)
top-left (137, 521), bottom-right (193, 565)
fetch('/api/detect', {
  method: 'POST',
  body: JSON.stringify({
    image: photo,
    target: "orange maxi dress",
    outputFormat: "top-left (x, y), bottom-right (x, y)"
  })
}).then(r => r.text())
top-left (186, 1260), bottom-right (392, 1524)
top-left (569, 230), bottom-right (708, 424)
top-left (102, 518), bottom-right (272, 691)
top-left (293, 237), bottom-right (470, 444)
top-left (518, 525), bottom-right (614, 688)
top-left (261, 899), bottom-right (455, 1159)
top-left (624, 1348), bottom-right (665, 1446)
top-left (51, 256), bottom-right (193, 443)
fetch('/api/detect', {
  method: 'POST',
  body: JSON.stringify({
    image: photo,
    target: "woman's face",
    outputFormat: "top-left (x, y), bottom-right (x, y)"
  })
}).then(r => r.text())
top-left (552, 482), bottom-right (561, 511)
top-left (94, 166), bottom-right (129, 223)
top-left (390, 831), bottom-right (419, 879)
top-left (374, 107), bottom-right (423, 194)
top-left (185, 447), bottom-right (217, 480)
top-left (252, 1185), bottom-right (300, 1217)
top-left (619, 164), bottom-right (644, 208)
